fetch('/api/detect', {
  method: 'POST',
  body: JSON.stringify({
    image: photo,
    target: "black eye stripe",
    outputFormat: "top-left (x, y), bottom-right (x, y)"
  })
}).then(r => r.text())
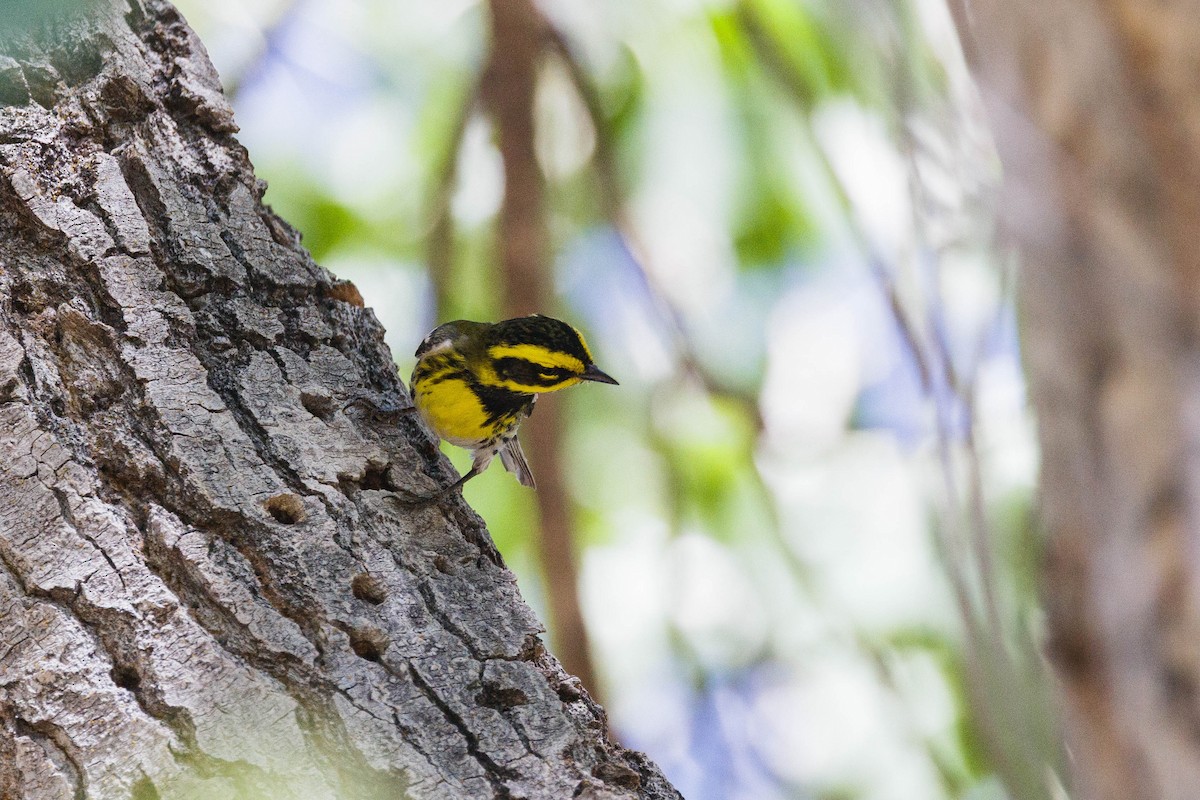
top-left (495, 358), bottom-right (571, 385)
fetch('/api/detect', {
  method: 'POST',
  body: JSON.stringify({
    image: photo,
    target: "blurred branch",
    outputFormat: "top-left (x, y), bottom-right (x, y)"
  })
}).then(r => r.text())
top-left (942, 0), bottom-right (982, 75)
top-left (482, 0), bottom-right (602, 703)
top-left (543, 24), bottom-right (766, 431)
top-left (732, 1), bottom-right (816, 110)
top-left (542, 26), bottom-right (621, 220)
top-left (732, 4), bottom-right (938, 386)
top-left (890, 43), bottom-right (1006, 639)
top-left (426, 74), bottom-right (482, 320)
top-left (545, 18), bottom-right (810, 608)
top-left (734, 0), bottom-right (995, 631)
top-left (544, 23), bottom-right (829, 659)
top-left (737, 4), bottom-right (1065, 796)
top-left (732, 12), bottom-right (1002, 653)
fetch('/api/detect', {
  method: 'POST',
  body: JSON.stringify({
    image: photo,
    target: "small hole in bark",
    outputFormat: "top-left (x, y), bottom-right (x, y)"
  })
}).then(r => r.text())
top-left (351, 573), bottom-right (387, 605)
top-left (349, 626), bottom-right (388, 662)
top-left (111, 664), bottom-right (141, 693)
top-left (361, 463), bottom-right (394, 490)
top-left (300, 391), bottom-right (334, 420)
top-left (264, 493), bottom-right (305, 525)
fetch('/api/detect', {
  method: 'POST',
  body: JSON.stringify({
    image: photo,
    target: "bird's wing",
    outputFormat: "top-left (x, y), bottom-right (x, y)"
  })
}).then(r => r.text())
top-left (498, 437), bottom-right (536, 489)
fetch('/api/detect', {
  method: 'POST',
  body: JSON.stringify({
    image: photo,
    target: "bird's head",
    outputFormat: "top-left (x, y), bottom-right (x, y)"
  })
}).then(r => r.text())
top-left (477, 315), bottom-right (618, 393)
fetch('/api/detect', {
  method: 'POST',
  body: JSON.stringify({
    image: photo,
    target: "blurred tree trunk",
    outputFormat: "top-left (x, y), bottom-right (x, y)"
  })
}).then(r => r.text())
top-left (951, 3), bottom-right (1200, 798)
top-left (483, 0), bottom-right (601, 702)
top-left (0, 2), bottom-right (679, 798)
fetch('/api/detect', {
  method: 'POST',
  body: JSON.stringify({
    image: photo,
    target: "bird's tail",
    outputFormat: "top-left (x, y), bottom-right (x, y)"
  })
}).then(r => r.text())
top-left (498, 438), bottom-right (536, 489)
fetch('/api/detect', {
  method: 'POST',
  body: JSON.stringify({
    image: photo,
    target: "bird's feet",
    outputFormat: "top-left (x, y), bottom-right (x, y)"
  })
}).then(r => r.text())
top-left (386, 468), bottom-right (477, 508)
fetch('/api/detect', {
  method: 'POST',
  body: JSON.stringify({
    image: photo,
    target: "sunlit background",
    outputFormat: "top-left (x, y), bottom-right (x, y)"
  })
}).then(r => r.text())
top-left (173, 0), bottom-right (1062, 797)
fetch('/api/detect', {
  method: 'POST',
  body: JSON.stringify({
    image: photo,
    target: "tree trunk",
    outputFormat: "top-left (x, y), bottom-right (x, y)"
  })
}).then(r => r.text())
top-left (951, 3), bottom-right (1200, 798)
top-left (0, 2), bottom-right (681, 798)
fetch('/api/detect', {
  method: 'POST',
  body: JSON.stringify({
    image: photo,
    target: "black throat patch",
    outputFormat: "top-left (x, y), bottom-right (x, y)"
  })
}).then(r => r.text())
top-left (472, 381), bottom-right (535, 427)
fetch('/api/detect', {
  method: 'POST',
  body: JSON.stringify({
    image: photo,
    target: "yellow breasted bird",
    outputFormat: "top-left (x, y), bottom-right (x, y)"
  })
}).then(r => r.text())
top-left (409, 315), bottom-right (617, 499)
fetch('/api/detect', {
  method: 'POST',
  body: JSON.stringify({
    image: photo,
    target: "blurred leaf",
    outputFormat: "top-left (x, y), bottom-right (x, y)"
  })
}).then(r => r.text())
top-left (259, 167), bottom-right (390, 261)
top-left (711, 7), bottom-right (822, 269)
top-left (710, 10), bottom-right (755, 80)
top-left (600, 45), bottom-right (644, 145)
top-left (413, 70), bottom-right (477, 174)
top-left (992, 489), bottom-right (1041, 611)
top-left (446, 225), bottom-right (502, 321)
top-left (745, 0), bottom-right (856, 99)
top-left (817, 788), bottom-right (857, 800)
top-left (885, 627), bottom-right (993, 783)
top-left (891, 1), bottom-right (952, 103)
top-left (655, 393), bottom-right (761, 542)
top-left (669, 441), bottom-right (742, 532)
top-left (565, 390), bottom-right (662, 545)
top-left (548, 168), bottom-right (608, 228)
top-left (733, 183), bottom-right (814, 266)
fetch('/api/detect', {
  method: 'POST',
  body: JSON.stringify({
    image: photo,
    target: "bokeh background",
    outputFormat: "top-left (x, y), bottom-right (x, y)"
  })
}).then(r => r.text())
top-left (172, 1), bottom-right (1063, 797)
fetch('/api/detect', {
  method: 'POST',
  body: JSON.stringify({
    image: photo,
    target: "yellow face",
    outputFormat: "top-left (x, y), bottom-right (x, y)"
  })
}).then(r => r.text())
top-left (481, 343), bottom-right (589, 393)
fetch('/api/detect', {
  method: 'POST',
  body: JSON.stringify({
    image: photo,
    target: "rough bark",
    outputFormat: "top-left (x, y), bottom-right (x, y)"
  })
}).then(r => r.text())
top-left (0, 2), bottom-right (681, 798)
top-left (950, 2), bottom-right (1200, 798)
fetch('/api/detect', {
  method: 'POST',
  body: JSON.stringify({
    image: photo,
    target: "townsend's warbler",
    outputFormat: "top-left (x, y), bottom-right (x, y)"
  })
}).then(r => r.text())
top-left (408, 315), bottom-right (617, 499)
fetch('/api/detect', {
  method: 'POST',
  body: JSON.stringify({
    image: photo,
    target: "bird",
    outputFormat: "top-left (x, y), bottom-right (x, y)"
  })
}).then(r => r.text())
top-left (407, 314), bottom-right (617, 501)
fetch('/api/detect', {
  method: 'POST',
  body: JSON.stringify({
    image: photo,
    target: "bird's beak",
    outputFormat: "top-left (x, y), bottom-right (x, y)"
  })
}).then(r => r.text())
top-left (582, 364), bottom-right (619, 385)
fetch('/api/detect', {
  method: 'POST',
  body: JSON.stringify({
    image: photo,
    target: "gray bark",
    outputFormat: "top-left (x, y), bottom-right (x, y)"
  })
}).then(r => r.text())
top-left (0, 2), bottom-right (681, 798)
top-left (950, 2), bottom-right (1200, 798)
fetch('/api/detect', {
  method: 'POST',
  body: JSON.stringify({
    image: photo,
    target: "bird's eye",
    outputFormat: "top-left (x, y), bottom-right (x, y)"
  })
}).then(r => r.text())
top-left (495, 359), bottom-right (521, 379)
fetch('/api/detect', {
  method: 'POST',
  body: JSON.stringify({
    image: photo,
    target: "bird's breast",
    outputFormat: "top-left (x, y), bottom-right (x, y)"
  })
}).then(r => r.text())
top-left (413, 356), bottom-right (533, 449)
top-left (415, 376), bottom-right (493, 447)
